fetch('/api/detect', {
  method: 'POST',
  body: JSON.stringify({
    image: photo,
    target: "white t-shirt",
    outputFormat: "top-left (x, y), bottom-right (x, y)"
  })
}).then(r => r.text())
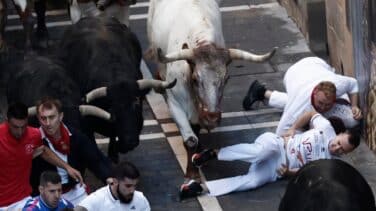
top-left (286, 114), bottom-right (336, 169)
top-left (277, 57), bottom-right (359, 135)
top-left (79, 185), bottom-right (150, 211)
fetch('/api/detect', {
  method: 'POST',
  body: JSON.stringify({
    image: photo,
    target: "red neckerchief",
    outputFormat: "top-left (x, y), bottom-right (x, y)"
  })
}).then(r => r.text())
top-left (45, 125), bottom-right (70, 155)
top-left (310, 86), bottom-right (318, 111)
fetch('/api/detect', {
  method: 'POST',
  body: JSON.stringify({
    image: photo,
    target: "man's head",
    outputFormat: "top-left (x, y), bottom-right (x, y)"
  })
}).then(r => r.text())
top-left (312, 81), bottom-right (336, 113)
top-left (36, 97), bottom-right (64, 137)
top-left (39, 171), bottom-right (63, 208)
top-left (329, 126), bottom-right (361, 156)
top-left (111, 161), bottom-right (140, 204)
top-left (7, 102), bottom-right (28, 140)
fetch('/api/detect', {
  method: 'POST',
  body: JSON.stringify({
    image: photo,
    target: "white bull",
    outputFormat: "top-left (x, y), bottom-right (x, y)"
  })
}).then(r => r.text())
top-left (147, 0), bottom-right (276, 179)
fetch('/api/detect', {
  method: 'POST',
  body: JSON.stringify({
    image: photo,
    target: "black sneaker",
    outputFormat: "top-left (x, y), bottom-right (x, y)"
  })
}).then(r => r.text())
top-left (192, 149), bottom-right (216, 167)
top-left (179, 180), bottom-right (203, 200)
top-left (242, 80), bottom-right (266, 110)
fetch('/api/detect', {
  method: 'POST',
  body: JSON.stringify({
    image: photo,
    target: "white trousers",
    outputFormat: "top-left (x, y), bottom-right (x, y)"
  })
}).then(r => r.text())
top-left (205, 133), bottom-right (285, 196)
top-left (62, 183), bottom-right (88, 206)
top-left (0, 196), bottom-right (31, 211)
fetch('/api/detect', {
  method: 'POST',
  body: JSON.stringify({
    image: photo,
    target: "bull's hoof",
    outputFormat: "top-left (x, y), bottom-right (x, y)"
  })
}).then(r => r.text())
top-left (184, 138), bottom-right (199, 152)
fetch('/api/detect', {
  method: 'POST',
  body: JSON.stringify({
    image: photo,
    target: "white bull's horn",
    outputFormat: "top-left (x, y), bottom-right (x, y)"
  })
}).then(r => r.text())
top-left (13, 0), bottom-right (27, 12)
top-left (137, 78), bottom-right (177, 91)
top-left (79, 105), bottom-right (111, 121)
top-left (157, 48), bottom-right (194, 63)
top-left (228, 47), bottom-right (277, 62)
top-left (28, 106), bottom-right (37, 116)
top-left (85, 87), bottom-right (107, 103)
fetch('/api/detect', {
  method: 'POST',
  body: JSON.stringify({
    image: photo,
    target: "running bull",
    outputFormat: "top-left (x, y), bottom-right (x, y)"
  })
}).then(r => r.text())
top-left (147, 0), bottom-right (276, 178)
top-left (58, 17), bottom-right (176, 162)
top-left (6, 55), bottom-right (111, 128)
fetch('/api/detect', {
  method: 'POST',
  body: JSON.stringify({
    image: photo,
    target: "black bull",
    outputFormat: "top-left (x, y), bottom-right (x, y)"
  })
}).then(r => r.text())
top-left (6, 55), bottom-right (111, 128)
top-left (57, 17), bottom-right (175, 161)
top-left (279, 159), bottom-right (376, 211)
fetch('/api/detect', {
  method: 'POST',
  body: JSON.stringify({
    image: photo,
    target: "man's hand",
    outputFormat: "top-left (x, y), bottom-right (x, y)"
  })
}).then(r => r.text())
top-left (277, 164), bottom-right (298, 177)
top-left (283, 128), bottom-right (296, 138)
top-left (66, 166), bottom-right (83, 185)
top-left (352, 106), bottom-right (363, 120)
top-left (277, 164), bottom-right (289, 177)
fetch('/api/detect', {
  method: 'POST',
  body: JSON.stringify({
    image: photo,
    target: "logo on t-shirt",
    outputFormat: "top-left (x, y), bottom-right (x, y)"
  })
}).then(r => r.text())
top-left (25, 144), bottom-right (34, 155)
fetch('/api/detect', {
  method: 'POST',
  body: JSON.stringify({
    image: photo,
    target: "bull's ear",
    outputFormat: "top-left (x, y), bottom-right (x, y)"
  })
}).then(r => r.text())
top-left (182, 43), bottom-right (195, 68)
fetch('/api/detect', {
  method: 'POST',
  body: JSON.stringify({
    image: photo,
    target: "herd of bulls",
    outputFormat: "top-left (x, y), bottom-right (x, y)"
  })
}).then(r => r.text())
top-left (1, 0), bottom-right (376, 209)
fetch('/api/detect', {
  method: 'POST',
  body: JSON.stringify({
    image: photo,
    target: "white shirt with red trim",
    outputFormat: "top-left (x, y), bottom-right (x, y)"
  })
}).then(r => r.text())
top-left (286, 114), bottom-right (336, 169)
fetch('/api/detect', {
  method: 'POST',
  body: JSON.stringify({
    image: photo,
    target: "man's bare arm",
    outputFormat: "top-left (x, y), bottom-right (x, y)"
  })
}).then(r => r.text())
top-left (40, 147), bottom-right (83, 184)
top-left (284, 111), bottom-right (318, 137)
top-left (349, 93), bottom-right (363, 120)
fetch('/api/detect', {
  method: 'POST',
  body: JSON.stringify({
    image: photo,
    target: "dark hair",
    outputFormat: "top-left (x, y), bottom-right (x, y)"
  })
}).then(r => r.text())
top-left (40, 171), bottom-right (62, 186)
top-left (328, 116), bottom-right (346, 134)
top-left (112, 161), bottom-right (140, 180)
top-left (7, 102), bottom-right (28, 120)
top-left (346, 126), bottom-right (361, 148)
top-left (36, 96), bottom-right (63, 114)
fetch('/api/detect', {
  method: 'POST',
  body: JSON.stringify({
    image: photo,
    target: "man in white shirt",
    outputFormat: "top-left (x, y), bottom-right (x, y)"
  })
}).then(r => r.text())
top-left (75, 161), bottom-right (150, 211)
top-left (242, 57), bottom-right (362, 135)
top-left (179, 111), bottom-right (360, 198)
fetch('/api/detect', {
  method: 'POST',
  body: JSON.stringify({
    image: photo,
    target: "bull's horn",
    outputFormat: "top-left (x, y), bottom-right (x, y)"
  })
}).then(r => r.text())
top-left (28, 106), bottom-right (37, 116)
top-left (228, 47), bottom-right (277, 62)
top-left (79, 105), bottom-right (111, 121)
top-left (157, 48), bottom-right (194, 63)
top-left (13, 0), bottom-right (27, 12)
top-left (137, 78), bottom-right (177, 91)
top-left (85, 87), bottom-right (107, 103)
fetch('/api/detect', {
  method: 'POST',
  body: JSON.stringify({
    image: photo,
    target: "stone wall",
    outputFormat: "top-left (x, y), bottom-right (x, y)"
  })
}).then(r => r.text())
top-left (325, 0), bottom-right (354, 76)
top-left (366, 46), bottom-right (376, 149)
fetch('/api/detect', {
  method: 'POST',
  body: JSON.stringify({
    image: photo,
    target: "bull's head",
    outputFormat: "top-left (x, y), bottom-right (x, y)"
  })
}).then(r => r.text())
top-left (84, 78), bottom-right (176, 152)
top-left (158, 44), bottom-right (276, 129)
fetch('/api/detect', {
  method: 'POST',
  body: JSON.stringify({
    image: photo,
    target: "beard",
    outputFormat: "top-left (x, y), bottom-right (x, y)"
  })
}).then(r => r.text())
top-left (117, 186), bottom-right (134, 204)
